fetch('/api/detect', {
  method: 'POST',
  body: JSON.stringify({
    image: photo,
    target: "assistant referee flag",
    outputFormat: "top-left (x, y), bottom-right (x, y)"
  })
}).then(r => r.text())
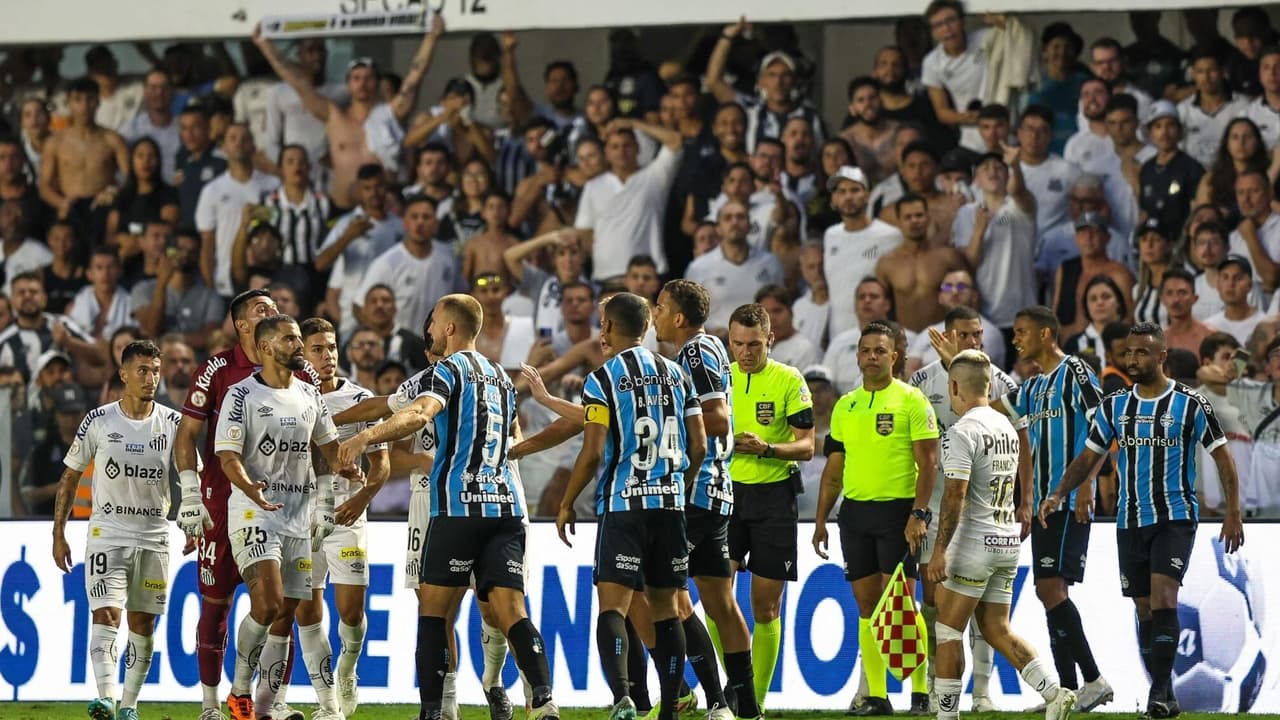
top-left (869, 561), bottom-right (928, 680)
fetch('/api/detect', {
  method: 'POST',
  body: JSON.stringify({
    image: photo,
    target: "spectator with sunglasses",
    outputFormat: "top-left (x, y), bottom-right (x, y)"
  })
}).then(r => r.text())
top-left (905, 268), bottom-right (1006, 372)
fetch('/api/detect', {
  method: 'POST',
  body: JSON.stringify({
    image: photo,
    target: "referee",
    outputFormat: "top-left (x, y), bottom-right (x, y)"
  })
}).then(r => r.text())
top-left (1041, 323), bottom-right (1244, 719)
top-left (725, 303), bottom-right (815, 712)
top-left (813, 320), bottom-right (938, 716)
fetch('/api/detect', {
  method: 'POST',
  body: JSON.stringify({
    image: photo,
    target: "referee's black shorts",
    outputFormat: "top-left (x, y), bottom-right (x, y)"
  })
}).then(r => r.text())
top-left (727, 480), bottom-right (798, 581)
top-left (838, 498), bottom-right (916, 581)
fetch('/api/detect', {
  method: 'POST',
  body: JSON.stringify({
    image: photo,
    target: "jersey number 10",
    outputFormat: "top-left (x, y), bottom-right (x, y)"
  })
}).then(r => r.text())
top-left (632, 416), bottom-right (683, 471)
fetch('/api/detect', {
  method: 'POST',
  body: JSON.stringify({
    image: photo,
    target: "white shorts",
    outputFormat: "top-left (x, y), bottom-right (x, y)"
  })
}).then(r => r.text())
top-left (84, 541), bottom-right (170, 615)
top-left (405, 475), bottom-right (431, 589)
top-left (942, 534), bottom-right (1021, 604)
top-left (313, 523), bottom-right (369, 589)
top-left (230, 525), bottom-right (314, 601)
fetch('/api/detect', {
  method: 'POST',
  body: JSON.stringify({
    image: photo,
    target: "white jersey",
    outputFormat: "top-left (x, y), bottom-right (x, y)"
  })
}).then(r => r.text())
top-left (941, 405), bottom-right (1021, 542)
top-left (215, 375), bottom-right (339, 538)
top-left (319, 379), bottom-right (385, 511)
top-left (64, 402), bottom-right (183, 553)
top-left (823, 218), bottom-right (904, 338)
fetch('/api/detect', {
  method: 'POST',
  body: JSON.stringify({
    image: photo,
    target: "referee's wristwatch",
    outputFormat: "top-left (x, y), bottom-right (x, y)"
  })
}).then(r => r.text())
top-left (762, 443), bottom-right (775, 458)
top-left (911, 507), bottom-right (932, 526)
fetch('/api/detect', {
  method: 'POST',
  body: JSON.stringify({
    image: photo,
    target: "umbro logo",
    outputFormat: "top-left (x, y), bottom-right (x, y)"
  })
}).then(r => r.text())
top-left (257, 405), bottom-right (274, 417)
top-left (108, 433), bottom-right (124, 443)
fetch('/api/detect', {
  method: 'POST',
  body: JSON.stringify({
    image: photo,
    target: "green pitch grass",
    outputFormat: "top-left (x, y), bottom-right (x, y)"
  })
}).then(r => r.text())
top-left (6, 706), bottom-right (1280, 720)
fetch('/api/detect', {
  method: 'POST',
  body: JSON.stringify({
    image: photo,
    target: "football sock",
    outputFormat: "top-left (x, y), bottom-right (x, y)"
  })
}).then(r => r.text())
top-left (505, 617), bottom-right (553, 705)
top-left (683, 614), bottom-right (727, 708)
top-left (751, 617), bottom-right (781, 707)
top-left (859, 617), bottom-right (888, 698)
top-left (596, 610), bottom-right (630, 703)
top-left (1045, 604), bottom-right (1078, 690)
top-left (299, 622), bottom-right (338, 711)
top-left (935, 677), bottom-right (962, 720)
top-left (1057, 599), bottom-right (1101, 683)
top-left (277, 638), bottom-right (295, 707)
top-left (971, 625), bottom-right (995, 696)
top-left (624, 617), bottom-right (651, 711)
top-left (337, 617), bottom-right (367, 679)
top-left (197, 600), bottom-right (231, 707)
top-left (252, 633), bottom-right (290, 711)
top-left (231, 615), bottom-right (270, 696)
top-left (120, 631), bottom-right (154, 709)
top-left (1020, 658), bottom-right (1060, 702)
top-left (481, 620), bottom-right (509, 689)
top-left (416, 615), bottom-right (448, 713)
top-left (89, 624), bottom-right (119, 702)
top-left (1138, 619), bottom-right (1154, 676)
top-left (1150, 609), bottom-right (1179, 699)
top-left (653, 617), bottom-right (687, 720)
top-left (725, 650), bottom-right (762, 718)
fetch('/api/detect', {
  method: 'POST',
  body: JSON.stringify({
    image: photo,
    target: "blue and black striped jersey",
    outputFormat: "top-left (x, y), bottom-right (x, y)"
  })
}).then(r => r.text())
top-left (678, 333), bottom-right (734, 515)
top-left (1001, 355), bottom-right (1103, 506)
top-left (419, 351), bottom-right (524, 518)
top-left (1086, 382), bottom-right (1226, 529)
top-left (583, 346), bottom-right (702, 514)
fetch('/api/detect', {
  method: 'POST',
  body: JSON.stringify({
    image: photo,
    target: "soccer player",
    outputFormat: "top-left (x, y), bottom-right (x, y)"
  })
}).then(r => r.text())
top-left (337, 294), bottom-right (559, 720)
top-left (298, 317), bottom-right (391, 717)
top-left (812, 320), bottom-right (939, 716)
top-left (174, 288), bottom-right (316, 720)
top-left (929, 349), bottom-right (1078, 720)
top-left (652, 279), bottom-right (761, 720)
top-left (1040, 323), bottom-right (1245, 718)
top-left (555, 291), bottom-right (706, 720)
top-left (913, 306), bottom-right (1022, 711)
top-left (52, 340), bottom-right (182, 720)
top-left (215, 314), bottom-right (362, 720)
top-left (725, 303), bottom-right (815, 711)
top-left (997, 306), bottom-right (1113, 710)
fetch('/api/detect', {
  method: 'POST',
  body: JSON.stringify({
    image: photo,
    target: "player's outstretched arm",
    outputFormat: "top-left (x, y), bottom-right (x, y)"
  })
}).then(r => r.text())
top-left (1037, 447), bottom-right (1101, 527)
top-left (1210, 444), bottom-right (1245, 552)
top-left (339, 396), bottom-right (441, 465)
top-left (558, 420), bottom-right (605, 547)
top-left (812, 444), bottom-right (844, 559)
top-left (50, 467), bottom-right (81, 573)
top-left (521, 363), bottom-right (585, 424)
top-left (510, 416), bottom-right (582, 460)
top-left (333, 394), bottom-right (393, 426)
top-left (252, 23), bottom-right (332, 121)
top-left (217, 450), bottom-right (282, 511)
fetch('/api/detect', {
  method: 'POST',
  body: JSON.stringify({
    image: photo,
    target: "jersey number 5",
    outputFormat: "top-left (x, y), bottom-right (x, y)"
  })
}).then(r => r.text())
top-left (632, 416), bottom-right (683, 471)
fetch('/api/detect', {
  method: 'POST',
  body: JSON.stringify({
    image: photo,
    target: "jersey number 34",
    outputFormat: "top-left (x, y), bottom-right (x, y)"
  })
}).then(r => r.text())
top-left (633, 416), bottom-right (683, 471)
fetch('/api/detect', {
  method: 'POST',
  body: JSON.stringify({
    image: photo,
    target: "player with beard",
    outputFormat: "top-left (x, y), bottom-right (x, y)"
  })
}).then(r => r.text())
top-left (840, 77), bottom-right (901, 187)
top-left (174, 289), bottom-right (320, 720)
top-left (52, 340), bottom-right (183, 720)
top-left (295, 318), bottom-right (390, 717)
top-left (215, 315), bottom-right (363, 720)
top-left (1042, 324), bottom-right (1243, 718)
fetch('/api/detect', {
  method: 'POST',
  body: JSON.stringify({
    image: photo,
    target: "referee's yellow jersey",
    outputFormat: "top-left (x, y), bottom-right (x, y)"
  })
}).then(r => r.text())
top-left (828, 378), bottom-right (938, 501)
top-left (730, 359), bottom-right (813, 485)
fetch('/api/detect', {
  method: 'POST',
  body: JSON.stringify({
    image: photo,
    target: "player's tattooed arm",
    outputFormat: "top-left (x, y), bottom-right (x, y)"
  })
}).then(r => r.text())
top-left (933, 479), bottom-right (967, 557)
top-left (51, 467), bottom-right (81, 572)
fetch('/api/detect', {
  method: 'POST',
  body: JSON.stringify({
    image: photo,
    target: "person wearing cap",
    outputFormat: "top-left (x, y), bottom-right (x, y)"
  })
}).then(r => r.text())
top-left (935, 148), bottom-right (976, 200)
top-left (875, 192), bottom-right (968, 333)
top-left (951, 144), bottom-right (1036, 354)
top-left (121, 69), bottom-right (181, 183)
top-left (840, 76), bottom-right (901, 187)
top-left (1177, 47), bottom-right (1251, 169)
top-left (879, 140), bottom-right (964, 250)
top-left (823, 165), bottom-right (903, 339)
top-left (1206, 254), bottom-right (1266, 346)
top-left (253, 14), bottom-right (444, 208)
top-left (1141, 99), bottom-right (1205, 237)
top-left (1017, 104), bottom-right (1080, 242)
top-left (1245, 46), bottom-right (1280, 150)
top-left (1229, 169), bottom-right (1280, 292)
top-left (1064, 77), bottom-right (1140, 240)
top-left (1052, 210), bottom-right (1135, 339)
top-left (685, 201), bottom-right (784, 333)
top-left (1085, 38), bottom-right (1154, 130)
top-left (262, 38), bottom-right (348, 189)
top-left (20, 381), bottom-right (85, 515)
top-left (706, 17), bottom-right (825, 155)
top-left (1133, 217), bottom-right (1176, 325)
top-left (403, 77), bottom-right (496, 167)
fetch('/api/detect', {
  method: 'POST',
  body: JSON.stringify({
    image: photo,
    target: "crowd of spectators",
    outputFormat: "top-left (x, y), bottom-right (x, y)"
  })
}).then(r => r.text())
top-left (4, 5), bottom-right (1280, 519)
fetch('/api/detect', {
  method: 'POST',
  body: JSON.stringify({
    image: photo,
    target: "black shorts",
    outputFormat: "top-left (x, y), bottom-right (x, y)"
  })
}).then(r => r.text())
top-left (685, 506), bottom-right (732, 579)
top-left (595, 510), bottom-right (688, 590)
top-left (1030, 509), bottom-right (1091, 583)
top-left (838, 498), bottom-right (917, 581)
top-left (728, 480), bottom-right (798, 581)
top-left (419, 516), bottom-right (526, 600)
top-left (1116, 520), bottom-right (1197, 598)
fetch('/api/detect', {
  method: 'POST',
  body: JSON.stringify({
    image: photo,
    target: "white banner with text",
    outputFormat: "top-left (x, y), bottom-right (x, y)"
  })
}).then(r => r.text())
top-left (0, 520), bottom-right (1277, 711)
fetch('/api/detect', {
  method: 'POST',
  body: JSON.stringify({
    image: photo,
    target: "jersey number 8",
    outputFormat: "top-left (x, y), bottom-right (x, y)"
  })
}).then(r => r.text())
top-left (632, 416), bottom-right (683, 471)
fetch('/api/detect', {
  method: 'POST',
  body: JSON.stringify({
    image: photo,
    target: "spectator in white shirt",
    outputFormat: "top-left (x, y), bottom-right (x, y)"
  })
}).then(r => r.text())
top-left (1018, 104), bottom-right (1081, 251)
top-left (823, 165), bottom-right (903, 339)
top-left (503, 228), bottom-right (589, 336)
top-left (0, 199), bottom-right (51, 297)
top-left (356, 194), bottom-right (459, 334)
top-left (316, 163), bottom-right (404, 336)
top-left (1064, 77), bottom-right (1139, 239)
top-left (572, 118), bottom-right (683, 281)
top-left (1178, 47), bottom-right (1250, 169)
top-left (756, 284), bottom-right (818, 369)
top-left (792, 242), bottom-right (830, 350)
top-left (262, 38), bottom-right (347, 188)
top-left (1246, 46), bottom-right (1280, 150)
top-left (66, 248), bottom-right (131, 341)
top-left (684, 200), bottom-right (784, 332)
top-left (951, 147), bottom-right (1038, 348)
top-left (1206, 254), bottom-right (1266, 346)
top-left (921, 0), bottom-right (991, 152)
top-left (121, 69), bottom-right (181, 183)
top-left (1229, 170), bottom-right (1280, 293)
top-left (1104, 94), bottom-right (1157, 204)
top-left (194, 123), bottom-right (280, 298)
top-left (1189, 219), bottom-right (1236, 320)
top-left (823, 276), bottom-right (895, 393)
top-left (82, 45), bottom-right (143, 133)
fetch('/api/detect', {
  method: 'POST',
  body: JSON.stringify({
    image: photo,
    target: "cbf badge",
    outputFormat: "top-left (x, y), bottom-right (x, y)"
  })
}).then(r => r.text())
top-left (756, 402), bottom-right (775, 426)
top-left (876, 413), bottom-right (895, 436)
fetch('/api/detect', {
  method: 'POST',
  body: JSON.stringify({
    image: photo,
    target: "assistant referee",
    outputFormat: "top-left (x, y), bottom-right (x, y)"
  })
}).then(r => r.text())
top-left (724, 303), bottom-right (815, 712)
top-left (812, 320), bottom-right (939, 716)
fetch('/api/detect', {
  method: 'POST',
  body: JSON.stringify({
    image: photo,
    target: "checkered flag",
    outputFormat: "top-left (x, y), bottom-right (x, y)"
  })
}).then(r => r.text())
top-left (869, 561), bottom-right (928, 681)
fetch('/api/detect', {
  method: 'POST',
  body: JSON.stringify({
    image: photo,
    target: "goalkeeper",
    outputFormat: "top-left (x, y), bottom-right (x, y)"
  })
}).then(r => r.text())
top-left (811, 321), bottom-right (938, 716)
